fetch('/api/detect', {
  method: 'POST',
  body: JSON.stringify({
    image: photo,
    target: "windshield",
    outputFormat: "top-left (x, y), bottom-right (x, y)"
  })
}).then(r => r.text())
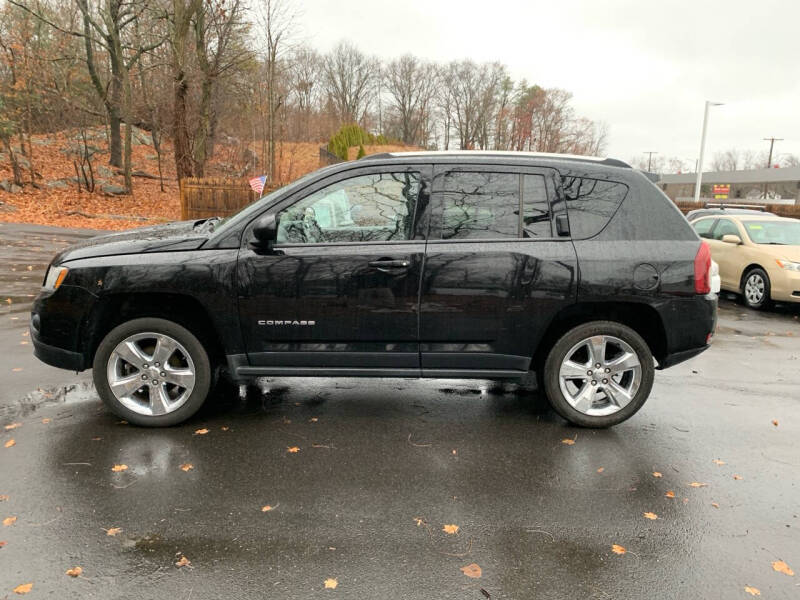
top-left (209, 167), bottom-right (336, 238)
top-left (743, 220), bottom-right (800, 245)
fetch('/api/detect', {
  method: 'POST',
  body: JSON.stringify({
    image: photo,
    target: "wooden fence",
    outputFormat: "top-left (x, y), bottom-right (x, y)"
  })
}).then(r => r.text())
top-left (180, 178), bottom-right (278, 220)
top-left (674, 201), bottom-right (800, 219)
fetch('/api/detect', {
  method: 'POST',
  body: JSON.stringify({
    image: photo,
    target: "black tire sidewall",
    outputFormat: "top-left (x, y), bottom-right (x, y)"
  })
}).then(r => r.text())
top-left (543, 321), bottom-right (655, 428)
top-left (93, 317), bottom-right (211, 426)
top-left (742, 267), bottom-right (771, 310)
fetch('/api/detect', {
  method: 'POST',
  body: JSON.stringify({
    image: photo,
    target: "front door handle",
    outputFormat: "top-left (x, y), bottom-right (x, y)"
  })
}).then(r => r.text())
top-left (368, 259), bottom-right (410, 271)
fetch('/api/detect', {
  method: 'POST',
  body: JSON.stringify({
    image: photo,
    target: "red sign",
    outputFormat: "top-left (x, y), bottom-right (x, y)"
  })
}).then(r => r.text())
top-left (712, 184), bottom-right (730, 195)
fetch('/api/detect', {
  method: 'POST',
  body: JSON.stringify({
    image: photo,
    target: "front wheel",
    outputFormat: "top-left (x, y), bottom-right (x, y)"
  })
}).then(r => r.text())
top-left (93, 317), bottom-right (211, 426)
top-left (543, 321), bottom-right (655, 428)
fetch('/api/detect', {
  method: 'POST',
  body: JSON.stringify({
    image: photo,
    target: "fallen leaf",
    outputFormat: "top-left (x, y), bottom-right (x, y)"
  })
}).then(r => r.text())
top-left (772, 560), bottom-right (794, 576)
top-left (652, 471), bottom-right (662, 478)
top-left (179, 463), bottom-right (193, 472)
top-left (771, 419), bottom-right (778, 427)
top-left (309, 417), bottom-right (318, 422)
top-left (261, 505), bottom-right (275, 512)
top-left (65, 566), bottom-right (82, 577)
top-left (460, 563), bottom-right (482, 578)
top-left (41, 418), bottom-right (51, 424)
top-left (324, 578), bottom-right (338, 589)
top-left (0, 495), bottom-right (8, 501)
top-left (452, 449), bottom-right (457, 455)
top-left (4, 439), bottom-right (15, 448)
top-left (0, 541), bottom-right (6, 548)
top-left (413, 517), bottom-right (425, 527)
top-left (744, 586), bottom-right (761, 596)
top-left (11, 368), bottom-right (22, 372)
top-left (665, 490), bottom-right (676, 498)
top-left (5, 298), bottom-right (11, 305)
top-left (712, 459), bottom-right (726, 465)
top-left (111, 464), bottom-right (128, 472)
top-left (643, 512), bottom-right (658, 520)
top-left (688, 482), bottom-right (707, 488)
top-left (711, 502), bottom-right (720, 508)
top-left (3, 516), bottom-right (17, 526)
top-left (733, 474), bottom-right (743, 480)
top-left (4, 423), bottom-right (21, 431)
top-left (13, 583), bottom-right (32, 594)
top-left (105, 527), bottom-right (122, 536)
top-left (220, 426), bottom-right (229, 431)
top-left (194, 428), bottom-right (209, 435)
top-left (611, 544), bottom-right (627, 555)
top-left (92, 437), bottom-right (102, 441)
top-left (443, 524), bottom-right (459, 535)
top-left (175, 555), bottom-right (190, 568)
top-left (287, 446), bottom-right (300, 453)
top-left (561, 438), bottom-right (575, 445)
top-left (597, 467), bottom-right (604, 473)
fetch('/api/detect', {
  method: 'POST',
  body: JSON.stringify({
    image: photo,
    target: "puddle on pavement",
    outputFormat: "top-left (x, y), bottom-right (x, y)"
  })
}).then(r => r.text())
top-left (0, 381), bottom-right (97, 420)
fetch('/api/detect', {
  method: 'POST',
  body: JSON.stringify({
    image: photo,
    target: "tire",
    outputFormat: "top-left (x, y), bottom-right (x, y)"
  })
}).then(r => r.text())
top-left (542, 321), bottom-right (655, 428)
top-left (742, 267), bottom-right (771, 310)
top-left (93, 317), bottom-right (212, 426)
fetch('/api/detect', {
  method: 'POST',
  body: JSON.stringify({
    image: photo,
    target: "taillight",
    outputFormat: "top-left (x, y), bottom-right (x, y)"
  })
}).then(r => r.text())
top-left (694, 241), bottom-right (711, 294)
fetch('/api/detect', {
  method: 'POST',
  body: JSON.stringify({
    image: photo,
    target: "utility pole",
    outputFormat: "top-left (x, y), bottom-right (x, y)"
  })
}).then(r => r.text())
top-left (762, 137), bottom-right (783, 198)
top-left (694, 100), bottom-right (724, 204)
top-left (644, 151), bottom-right (658, 172)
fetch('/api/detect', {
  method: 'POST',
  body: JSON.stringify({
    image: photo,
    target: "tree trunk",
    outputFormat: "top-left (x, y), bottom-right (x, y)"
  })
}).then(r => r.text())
top-left (173, 71), bottom-right (194, 180)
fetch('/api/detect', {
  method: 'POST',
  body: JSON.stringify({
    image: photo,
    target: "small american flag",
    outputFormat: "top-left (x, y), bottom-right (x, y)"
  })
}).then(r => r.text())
top-left (249, 175), bottom-right (267, 196)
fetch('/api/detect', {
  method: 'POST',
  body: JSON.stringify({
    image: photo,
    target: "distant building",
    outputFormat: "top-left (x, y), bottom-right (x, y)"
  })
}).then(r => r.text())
top-left (658, 166), bottom-right (800, 205)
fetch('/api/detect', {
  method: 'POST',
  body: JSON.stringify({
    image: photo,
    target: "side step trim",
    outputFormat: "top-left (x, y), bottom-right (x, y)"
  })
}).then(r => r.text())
top-left (233, 366), bottom-right (528, 380)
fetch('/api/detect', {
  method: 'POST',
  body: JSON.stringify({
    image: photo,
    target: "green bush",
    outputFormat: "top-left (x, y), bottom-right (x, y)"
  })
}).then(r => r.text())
top-left (356, 144), bottom-right (366, 159)
top-left (327, 124), bottom-right (385, 160)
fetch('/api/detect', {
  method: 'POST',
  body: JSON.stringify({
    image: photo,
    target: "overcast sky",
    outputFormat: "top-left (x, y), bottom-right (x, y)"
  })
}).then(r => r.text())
top-left (295, 0), bottom-right (799, 166)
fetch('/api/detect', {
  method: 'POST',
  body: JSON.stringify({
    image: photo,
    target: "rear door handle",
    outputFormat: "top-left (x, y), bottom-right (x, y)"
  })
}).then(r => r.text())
top-left (368, 259), bottom-right (410, 271)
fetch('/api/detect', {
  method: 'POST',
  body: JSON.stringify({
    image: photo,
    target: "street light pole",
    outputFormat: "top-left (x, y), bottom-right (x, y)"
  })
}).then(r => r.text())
top-left (644, 151), bottom-right (658, 172)
top-left (693, 100), bottom-right (724, 204)
top-left (762, 137), bottom-right (783, 198)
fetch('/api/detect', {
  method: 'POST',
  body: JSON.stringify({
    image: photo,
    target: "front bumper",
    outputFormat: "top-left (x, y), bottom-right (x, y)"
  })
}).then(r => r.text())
top-left (31, 328), bottom-right (86, 371)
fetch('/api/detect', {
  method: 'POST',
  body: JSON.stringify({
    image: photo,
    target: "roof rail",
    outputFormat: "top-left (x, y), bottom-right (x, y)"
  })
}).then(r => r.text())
top-left (363, 150), bottom-right (631, 168)
top-left (704, 203), bottom-right (767, 211)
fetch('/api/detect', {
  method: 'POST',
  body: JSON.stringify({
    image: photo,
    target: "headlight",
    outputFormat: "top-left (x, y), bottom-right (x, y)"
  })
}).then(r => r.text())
top-left (43, 266), bottom-right (69, 291)
top-left (775, 259), bottom-right (800, 272)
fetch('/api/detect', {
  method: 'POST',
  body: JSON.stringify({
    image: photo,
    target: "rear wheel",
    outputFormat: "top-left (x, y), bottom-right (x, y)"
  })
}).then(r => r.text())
top-left (742, 267), bottom-right (771, 310)
top-left (93, 317), bottom-right (211, 426)
top-left (543, 321), bottom-right (654, 428)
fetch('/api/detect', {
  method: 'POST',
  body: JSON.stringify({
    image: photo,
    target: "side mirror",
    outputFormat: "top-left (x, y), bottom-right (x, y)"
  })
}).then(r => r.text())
top-left (251, 213), bottom-right (278, 250)
top-left (721, 234), bottom-right (742, 245)
top-left (555, 214), bottom-right (570, 237)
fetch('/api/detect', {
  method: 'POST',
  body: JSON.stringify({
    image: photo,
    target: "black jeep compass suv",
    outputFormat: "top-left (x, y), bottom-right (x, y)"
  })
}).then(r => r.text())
top-left (31, 152), bottom-right (717, 428)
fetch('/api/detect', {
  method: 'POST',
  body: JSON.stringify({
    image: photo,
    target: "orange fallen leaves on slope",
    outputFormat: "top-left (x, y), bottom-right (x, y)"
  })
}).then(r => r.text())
top-left (561, 438), bottom-right (575, 445)
top-left (643, 512), bottom-right (658, 520)
top-left (4, 439), bottom-right (15, 448)
top-left (611, 544), bottom-right (627, 555)
top-left (179, 463), bottom-right (193, 472)
top-left (4, 423), bottom-right (21, 431)
top-left (111, 464), bottom-right (128, 472)
top-left (194, 428), bottom-right (209, 435)
top-left (652, 471), bottom-right (662, 478)
top-left (665, 490), bottom-right (676, 498)
top-left (105, 527), bottom-right (122, 536)
top-left (65, 566), bottom-right (83, 577)
top-left (3, 516), bottom-right (17, 526)
top-left (175, 555), bottom-right (191, 568)
top-left (287, 446), bottom-right (300, 453)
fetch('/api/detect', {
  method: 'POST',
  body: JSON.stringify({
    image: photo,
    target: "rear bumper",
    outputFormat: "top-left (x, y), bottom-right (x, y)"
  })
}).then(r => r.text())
top-left (656, 293), bottom-right (717, 370)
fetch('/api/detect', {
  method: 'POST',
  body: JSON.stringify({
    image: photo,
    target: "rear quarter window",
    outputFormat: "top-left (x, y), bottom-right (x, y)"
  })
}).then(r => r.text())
top-left (562, 177), bottom-right (628, 239)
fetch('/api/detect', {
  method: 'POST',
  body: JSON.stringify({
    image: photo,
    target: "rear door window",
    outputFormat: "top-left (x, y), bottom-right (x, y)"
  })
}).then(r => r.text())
top-left (692, 218), bottom-right (717, 239)
top-left (440, 172), bottom-right (520, 239)
top-left (562, 177), bottom-right (628, 239)
top-left (712, 219), bottom-right (739, 240)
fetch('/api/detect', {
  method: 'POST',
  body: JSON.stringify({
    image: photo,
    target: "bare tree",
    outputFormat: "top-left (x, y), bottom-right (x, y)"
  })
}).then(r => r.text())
top-left (323, 41), bottom-right (376, 124)
top-left (382, 54), bottom-right (438, 146)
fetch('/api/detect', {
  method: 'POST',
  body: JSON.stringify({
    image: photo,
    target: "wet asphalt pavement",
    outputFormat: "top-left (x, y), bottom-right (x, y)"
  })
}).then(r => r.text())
top-left (0, 223), bottom-right (798, 599)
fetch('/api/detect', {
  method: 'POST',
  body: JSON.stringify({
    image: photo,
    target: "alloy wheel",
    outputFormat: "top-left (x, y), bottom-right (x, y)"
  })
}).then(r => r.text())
top-left (106, 332), bottom-right (196, 416)
top-left (558, 335), bottom-right (642, 416)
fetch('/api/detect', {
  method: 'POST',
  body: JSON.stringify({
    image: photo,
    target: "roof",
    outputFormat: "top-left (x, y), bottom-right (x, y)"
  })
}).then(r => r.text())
top-left (367, 150), bottom-right (631, 169)
top-left (660, 166), bottom-right (800, 185)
